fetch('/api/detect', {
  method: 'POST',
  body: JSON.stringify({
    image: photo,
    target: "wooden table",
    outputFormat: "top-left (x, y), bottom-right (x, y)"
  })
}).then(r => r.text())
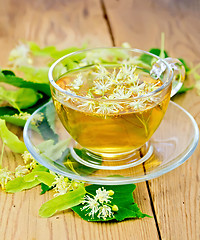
top-left (0, 0), bottom-right (199, 239)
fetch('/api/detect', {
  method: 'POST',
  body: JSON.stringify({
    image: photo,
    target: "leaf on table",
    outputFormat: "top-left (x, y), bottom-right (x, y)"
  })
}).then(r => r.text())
top-left (39, 183), bottom-right (86, 218)
top-left (0, 119), bottom-right (27, 153)
top-left (18, 66), bottom-right (49, 83)
top-left (28, 41), bottom-right (57, 57)
top-left (178, 58), bottom-right (190, 73)
top-left (0, 86), bottom-right (43, 111)
top-left (5, 177), bottom-right (40, 193)
top-left (72, 184), bottom-right (151, 222)
top-left (40, 182), bottom-right (54, 195)
top-left (0, 69), bottom-right (51, 96)
top-left (177, 85), bottom-right (193, 94)
top-left (5, 170), bottom-right (56, 193)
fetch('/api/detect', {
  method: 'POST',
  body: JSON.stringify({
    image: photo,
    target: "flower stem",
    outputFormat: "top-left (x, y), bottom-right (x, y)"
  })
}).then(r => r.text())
top-left (0, 142), bottom-right (5, 169)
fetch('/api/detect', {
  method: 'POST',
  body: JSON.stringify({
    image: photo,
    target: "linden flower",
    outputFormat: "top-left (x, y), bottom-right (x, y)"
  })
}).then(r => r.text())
top-left (110, 86), bottom-right (132, 99)
top-left (0, 168), bottom-right (14, 189)
top-left (31, 113), bottom-right (44, 126)
top-left (93, 65), bottom-right (110, 81)
top-left (145, 81), bottom-right (160, 93)
top-left (9, 43), bottom-right (32, 67)
top-left (52, 175), bottom-right (70, 197)
top-left (22, 151), bottom-right (38, 170)
top-left (97, 205), bottom-right (114, 220)
top-left (78, 100), bottom-right (96, 112)
top-left (71, 74), bottom-right (83, 90)
top-left (22, 151), bottom-right (35, 164)
top-left (15, 165), bottom-right (29, 177)
top-left (116, 64), bottom-right (136, 81)
top-left (129, 99), bottom-right (147, 110)
top-left (95, 187), bottom-right (113, 203)
top-left (81, 195), bottom-right (100, 219)
top-left (13, 112), bottom-right (31, 120)
top-left (96, 102), bottom-right (123, 115)
top-left (93, 79), bottom-right (113, 95)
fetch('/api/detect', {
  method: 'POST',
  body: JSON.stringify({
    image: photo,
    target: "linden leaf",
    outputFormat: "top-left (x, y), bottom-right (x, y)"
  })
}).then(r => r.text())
top-left (39, 183), bottom-right (86, 218)
top-left (0, 119), bottom-right (27, 153)
top-left (0, 70), bottom-right (51, 96)
top-left (72, 184), bottom-right (151, 222)
top-left (5, 170), bottom-right (56, 193)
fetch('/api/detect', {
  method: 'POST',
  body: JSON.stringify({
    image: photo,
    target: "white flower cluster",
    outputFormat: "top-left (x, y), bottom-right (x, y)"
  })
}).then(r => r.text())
top-left (81, 187), bottom-right (118, 220)
top-left (52, 175), bottom-right (79, 197)
top-left (22, 151), bottom-right (38, 170)
top-left (0, 168), bottom-right (14, 189)
top-left (9, 43), bottom-right (32, 68)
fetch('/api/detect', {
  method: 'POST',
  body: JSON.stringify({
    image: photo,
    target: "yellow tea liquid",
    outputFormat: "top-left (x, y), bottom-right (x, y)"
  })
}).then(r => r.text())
top-left (52, 65), bottom-right (171, 154)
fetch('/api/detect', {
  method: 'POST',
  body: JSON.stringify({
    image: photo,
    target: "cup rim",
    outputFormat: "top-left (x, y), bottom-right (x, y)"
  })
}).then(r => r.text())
top-left (48, 47), bottom-right (173, 102)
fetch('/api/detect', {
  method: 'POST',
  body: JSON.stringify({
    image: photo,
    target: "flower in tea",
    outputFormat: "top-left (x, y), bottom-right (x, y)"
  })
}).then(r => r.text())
top-left (96, 102), bottom-right (123, 115)
top-left (110, 86), bottom-right (132, 99)
top-left (93, 79), bottom-right (113, 95)
top-left (71, 73), bottom-right (83, 90)
top-left (93, 65), bottom-right (110, 81)
top-left (116, 64), bottom-right (136, 82)
top-left (129, 99), bottom-right (147, 110)
top-left (78, 100), bottom-right (96, 112)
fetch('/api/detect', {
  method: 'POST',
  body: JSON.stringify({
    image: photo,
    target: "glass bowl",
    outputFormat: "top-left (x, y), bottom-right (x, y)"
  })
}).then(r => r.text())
top-left (23, 100), bottom-right (199, 185)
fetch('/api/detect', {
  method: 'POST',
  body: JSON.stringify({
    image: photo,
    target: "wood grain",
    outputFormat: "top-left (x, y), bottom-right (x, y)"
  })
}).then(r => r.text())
top-left (104, 0), bottom-right (200, 239)
top-left (0, 0), bottom-right (159, 240)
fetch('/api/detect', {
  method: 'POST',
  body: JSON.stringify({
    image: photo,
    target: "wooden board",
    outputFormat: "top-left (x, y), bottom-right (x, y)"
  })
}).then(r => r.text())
top-left (0, 0), bottom-right (160, 240)
top-left (104, 0), bottom-right (200, 239)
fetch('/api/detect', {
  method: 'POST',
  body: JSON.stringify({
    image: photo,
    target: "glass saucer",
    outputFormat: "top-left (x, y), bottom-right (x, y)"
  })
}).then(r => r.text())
top-left (23, 101), bottom-right (199, 185)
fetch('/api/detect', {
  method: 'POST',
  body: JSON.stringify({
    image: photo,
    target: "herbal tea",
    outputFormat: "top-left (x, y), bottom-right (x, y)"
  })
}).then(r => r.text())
top-left (52, 64), bottom-right (171, 154)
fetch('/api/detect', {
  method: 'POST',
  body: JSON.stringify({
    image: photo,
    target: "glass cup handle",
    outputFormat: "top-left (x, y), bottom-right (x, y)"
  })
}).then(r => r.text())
top-left (164, 57), bottom-right (185, 97)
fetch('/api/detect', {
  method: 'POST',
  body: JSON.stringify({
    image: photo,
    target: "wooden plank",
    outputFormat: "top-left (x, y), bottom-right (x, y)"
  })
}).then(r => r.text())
top-left (0, 0), bottom-right (159, 239)
top-left (103, 0), bottom-right (200, 239)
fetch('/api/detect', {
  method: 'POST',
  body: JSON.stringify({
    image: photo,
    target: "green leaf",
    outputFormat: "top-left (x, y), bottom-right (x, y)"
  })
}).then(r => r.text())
top-left (178, 58), bottom-right (190, 73)
top-left (0, 119), bottom-right (27, 153)
top-left (40, 183), bottom-right (54, 195)
top-left (39, 183), bottom-right (86, 218)
top-left (51, 47), bottom-right (81, 60)
top-left (72, 184), bottom-right (151, 222)
top-left (5, 177), bottom-right (40, 193)
top-left (0, 86), bottom-right (43, 110)
top-left (28, 42), bottom-right (57, 57)
top-left (5, 170), bottom-right (56, 193)
top-left (18, 66), bottom-right (49, 83)
top-left (177, 85), bottom-right (193, 94)
top-left (140, 48), bottom-right (169, 66)
top-left (0, 70), bottom-right (51, 96)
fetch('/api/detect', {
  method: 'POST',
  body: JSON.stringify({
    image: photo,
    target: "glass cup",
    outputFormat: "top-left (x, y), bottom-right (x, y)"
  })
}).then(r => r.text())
top-left (48, 48), bottom-right (185, 170)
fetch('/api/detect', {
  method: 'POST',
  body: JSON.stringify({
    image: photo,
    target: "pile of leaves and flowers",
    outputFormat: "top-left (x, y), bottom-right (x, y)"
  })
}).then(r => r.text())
top-left (0, 34), bottom-right (199, 221)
